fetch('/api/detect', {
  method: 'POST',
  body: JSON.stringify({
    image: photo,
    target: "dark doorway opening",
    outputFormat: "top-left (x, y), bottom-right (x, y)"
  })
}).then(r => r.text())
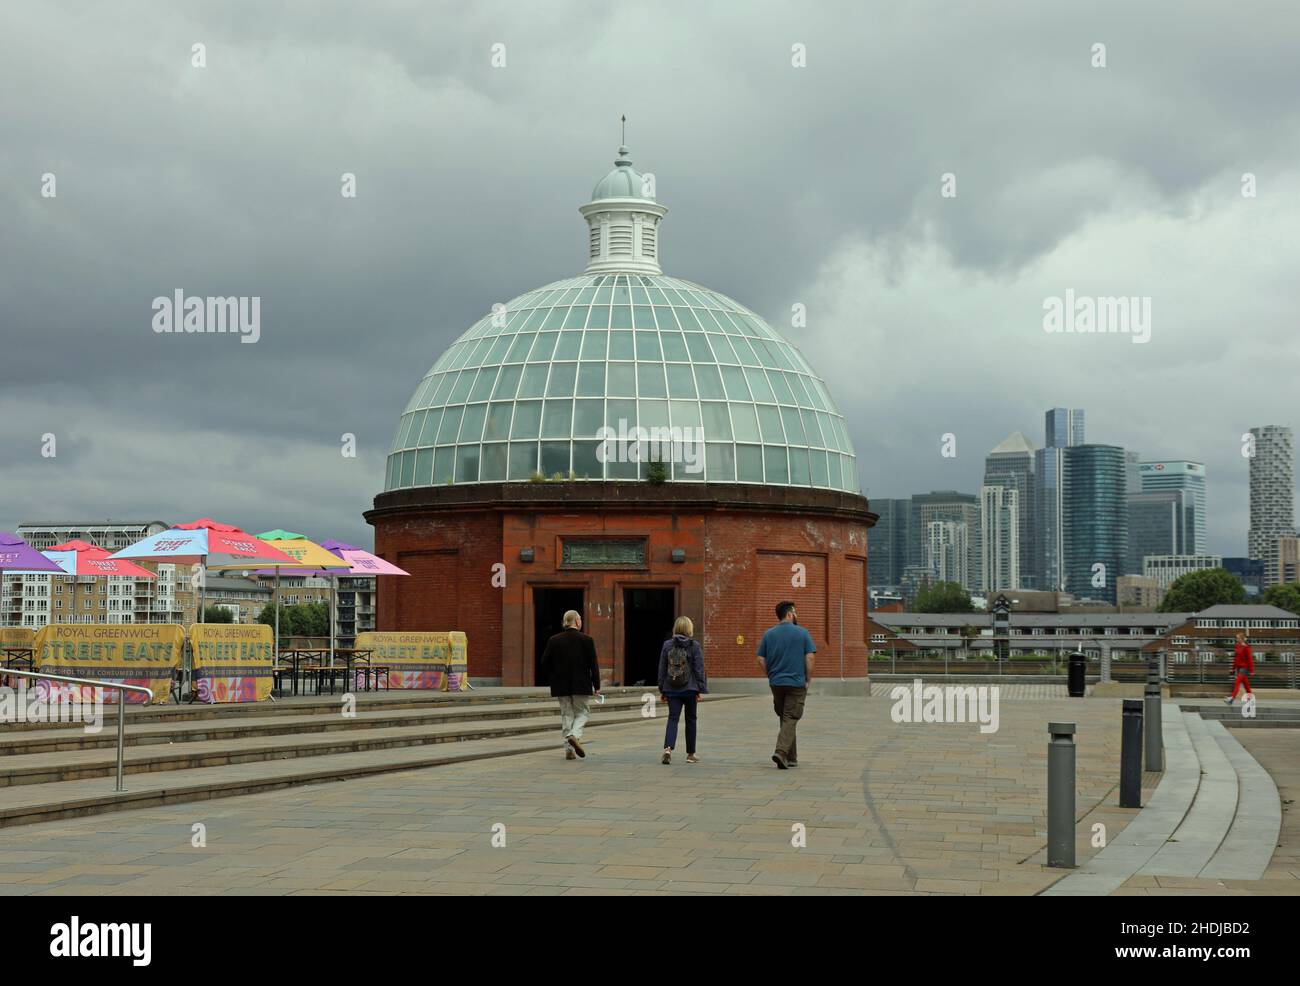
top-left (623, 587), bottom-right (676, 687)
top-left (534, 587), bottom-right (584, 686)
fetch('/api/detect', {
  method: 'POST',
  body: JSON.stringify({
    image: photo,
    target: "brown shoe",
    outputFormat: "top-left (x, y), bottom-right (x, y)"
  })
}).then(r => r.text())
top-left (568, 735), bottom-right (586, 758)
top-left (565, 748), bottom-right (576, 761)
top-left (686, 754), bottom-right (700, 764)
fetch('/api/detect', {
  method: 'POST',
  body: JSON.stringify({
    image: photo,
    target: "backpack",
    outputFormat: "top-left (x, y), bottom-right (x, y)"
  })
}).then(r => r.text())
top-left (666, 639), bottom-right (693, 690)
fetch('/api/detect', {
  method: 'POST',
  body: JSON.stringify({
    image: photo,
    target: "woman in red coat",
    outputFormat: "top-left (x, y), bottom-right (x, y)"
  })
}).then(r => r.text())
top-left (1224, 631), bottom-right (1254, 705)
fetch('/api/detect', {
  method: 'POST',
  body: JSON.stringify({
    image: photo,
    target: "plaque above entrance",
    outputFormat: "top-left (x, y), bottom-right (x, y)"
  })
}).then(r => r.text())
top-left (560, 538), bottom-right (647, 569)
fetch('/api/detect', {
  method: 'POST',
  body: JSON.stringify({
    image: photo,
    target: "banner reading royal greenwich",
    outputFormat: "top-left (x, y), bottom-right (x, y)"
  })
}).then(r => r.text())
top-left (0, 627), bottom-right (35, 650)
top-left (33, 624), bottom-right (184, 705)
top-left (446, 631), bottom-right (469, 692)
top-left (190, 624), bottom-right (274, 703)
top-left (354, 631), bottom-right (465, 690)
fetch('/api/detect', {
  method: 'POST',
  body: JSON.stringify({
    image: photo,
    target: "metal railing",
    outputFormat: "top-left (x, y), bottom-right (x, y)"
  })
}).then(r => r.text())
top-left (1, 668), bottom-right (153, 792)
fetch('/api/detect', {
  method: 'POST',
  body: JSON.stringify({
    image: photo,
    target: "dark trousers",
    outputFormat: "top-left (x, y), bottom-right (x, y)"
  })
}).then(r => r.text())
top-left (664, 694), bottom-right (698, 754)
top-left (770, 685), bottom-right (807, 762)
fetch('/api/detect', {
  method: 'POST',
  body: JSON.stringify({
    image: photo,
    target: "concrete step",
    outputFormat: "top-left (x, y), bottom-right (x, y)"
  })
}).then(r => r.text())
top-left (0, 725), bottom-right (653, 829)
top-left (0, 685), bottom-right (659, 731)
top-left (1138, 713), bottom-right (1238, 877)
top-left (1199, 720), bottom-right (1283, 880)
top-left (0, 706), bottom-right (654, 786)
top-left (0, 695), bottom-right (687, 755)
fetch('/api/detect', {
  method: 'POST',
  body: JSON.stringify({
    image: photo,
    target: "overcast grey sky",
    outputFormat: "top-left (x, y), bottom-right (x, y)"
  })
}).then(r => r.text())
top-left (2, 1), bottom-right (1298, 554)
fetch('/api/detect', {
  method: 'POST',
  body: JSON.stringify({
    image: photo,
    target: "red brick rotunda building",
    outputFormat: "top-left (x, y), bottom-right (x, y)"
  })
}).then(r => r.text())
top-left (366, 145), bottom-right (876, 689)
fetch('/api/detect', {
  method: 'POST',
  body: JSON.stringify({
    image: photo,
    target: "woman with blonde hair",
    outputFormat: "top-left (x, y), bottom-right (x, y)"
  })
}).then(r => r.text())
top-left (658, 615), bottom-right (707, 764)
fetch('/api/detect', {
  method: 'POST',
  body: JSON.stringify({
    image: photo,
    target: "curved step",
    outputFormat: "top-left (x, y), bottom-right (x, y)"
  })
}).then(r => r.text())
top-left (1137, 713), bottom-right (1237, 877)
top-left (1042, 704), bottom-right (1199, 896)
top-left (1199, 720), bottom-right (1282, 879)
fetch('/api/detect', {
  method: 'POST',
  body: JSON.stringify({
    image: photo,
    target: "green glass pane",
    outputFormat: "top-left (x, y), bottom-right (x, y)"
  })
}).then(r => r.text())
top-left (540, 441), bottom-right (570, 477)
top-left (459, 403), bottom-right (488, 443)
top-left (541, 400), bottom-right (573, 439)
top-left (637, 362), bottom-right (667, 398)
top-left (455, 445), bottom-right (480, 483)
top-left (572, 440), bottom-right (603, 480)
top-left (607, 362), bottom-right (636, 397)
top-left (432, 446), bottom-right (455, 484)
top-left (586, 304), bottom-right (610, 329)
top-left (492, 363), bottom-right (523, 400)
top-left (414, 449), bottom-right (434, 486)
top-left (611, 305), bottom-right (633, 329)
top-left (730, 403), bottom-right (760, 442)
top-left (546, 362), bottom-right (577, 397)
top-left (694, 364), bottom-right (725, 399)
top-left (638, 399), bottom-right (669, 431)
top-left (700, 402), bottom-right (731, 440)
top-left (634, 331), bottom-right (662, 360)
top-left (660, 332), bottom-right (688, 361)
top-left (417, 409), bottom-right (443, 446)
top-left (809, 449), bottom-right (829, 487)
top-left (554, 332), bottom-right (582, 360)
top-left (542, 307), bottom-right (567, 330)
top-left (744, 366), bottom-right (775, 402)
top-left (609, 331), bottom-right (635, 359)
top-left (573, 398), bottom-right (605, 436)
top-left (705, 443), bottom-right (735, 481)
top-left (485, 336), bottom-right (511, 363)
top-left (562, 306), bottom-right (588, 330)
top-left (802, 409), bottom-right (824, 447)
top-left (529, 332), bottom-right (558, 361)
top-left (606, 398), bottom-right (636, 432)
top-left (780, 406), bottom-right (806, 444)
top-left (448, 371), bottom-right (475, 403)
top-left (508, 442), bottom-right (538, 480)
top-left (766, 370), bottom-right (795, 404)
top-left (580, 330), bottom-right (608, 359)
top-left (720, 365), bottom-right (751, 400)
top-left (670, 400), bottom-right (702, 429)
top-left (576, 361), bottom-right (605, 397)
top-left (757, 404), bottom-right (785, 442)
top-left (518, 363), bottom-right (548, 398)
top-left (481, 443), bottom-right (507, 482)
top-left (763, 446), bottom-right (788, 484)
top-left (484, 402), bottom-right (514, 441)
top-left (504, 334), bottom-right (535, 363)
top-left (684, 333), bottom-right (714, 362)
top-left (469, 366), bottom-right (499, 403)
top-left (788, 447), bottom-right (810, 486)
top-left (666, 363), bottom-right (696, 398)
top-left (436, 406), bottom-right (464, 444)
top-left (509, 400), bottom-right (541, 439)
top-left (736, 444), bottom-right (763, 483)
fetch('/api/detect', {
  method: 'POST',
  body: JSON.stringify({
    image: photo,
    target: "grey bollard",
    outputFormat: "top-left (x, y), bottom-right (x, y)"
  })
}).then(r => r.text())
top-left (1120, 699), bottom-right (1143, 808)
top-left (1144, 653), bottom-right (1163, 773)
top-left (1047, 722), bottom-right (1076, 868)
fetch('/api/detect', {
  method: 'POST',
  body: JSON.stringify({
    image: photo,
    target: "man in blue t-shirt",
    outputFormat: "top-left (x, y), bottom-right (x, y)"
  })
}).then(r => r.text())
top-left (756, 600), bottom-right (816, 769)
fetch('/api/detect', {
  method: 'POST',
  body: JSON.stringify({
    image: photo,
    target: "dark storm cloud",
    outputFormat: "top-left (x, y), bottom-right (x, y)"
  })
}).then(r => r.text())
top-left (2, 0), bottom-right (1298, 551)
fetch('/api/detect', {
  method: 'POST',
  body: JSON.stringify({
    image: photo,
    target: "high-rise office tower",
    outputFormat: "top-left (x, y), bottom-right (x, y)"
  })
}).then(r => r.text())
top-left (1063, 444), bottom-right (1128, 604)
top-left (984, 432), bottom-right (1037, 589)
top-left (980, 485), bottom-right (1020, 591)
top-left (1044, 407), bottom-right (1085, 449)
top-left (1138, 461), bottom-right (1206, 555)
top-left (1036, 407), bottom-right (1084, 592)
top-left (867, 497), bottom-right (910, 590)
top-left (1248, 426), bottom-right (1295, 587)
top-left (909, 491), bottom-right (981, 591)
top-left (925, 520), bottom-right (969, 586)
top-left (1126, 489), bottom-right (1194, 575)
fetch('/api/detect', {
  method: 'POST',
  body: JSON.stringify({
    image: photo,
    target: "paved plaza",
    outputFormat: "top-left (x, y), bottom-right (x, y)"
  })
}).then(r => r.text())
top-left (8, 690), bottom-right (1291, 896)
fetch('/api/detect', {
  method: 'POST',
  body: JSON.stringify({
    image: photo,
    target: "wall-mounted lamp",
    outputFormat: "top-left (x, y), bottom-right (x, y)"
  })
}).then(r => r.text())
top-left (670, 548), bottom-right (686, 564)
top-left (519, 547), bottom-right (535, 563)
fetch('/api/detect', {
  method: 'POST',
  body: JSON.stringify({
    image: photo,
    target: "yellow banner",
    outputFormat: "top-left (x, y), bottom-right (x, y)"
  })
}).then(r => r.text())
top-left (0, 627), bottom-right (35, 650)
top-left (33, 624), bottom-right (183, 704)
top-left (447, 631), bottom-right (469, 691)
top-left (190, 624), bottom-right (274, 703)
top-left (354, 631), bottom-right (450, 690)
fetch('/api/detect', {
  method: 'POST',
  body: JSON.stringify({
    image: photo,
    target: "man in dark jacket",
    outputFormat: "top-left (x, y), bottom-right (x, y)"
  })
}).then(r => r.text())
top-left (540, 609), bottom-right (602, 759)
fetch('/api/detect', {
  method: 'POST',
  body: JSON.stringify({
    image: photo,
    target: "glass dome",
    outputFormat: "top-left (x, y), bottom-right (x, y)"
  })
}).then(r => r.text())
top-left (384, 148), bottom-right (859, 495)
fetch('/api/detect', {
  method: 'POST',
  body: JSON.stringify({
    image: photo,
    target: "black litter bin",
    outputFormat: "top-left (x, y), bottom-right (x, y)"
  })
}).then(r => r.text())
top-left (1067, 651), bottom-right (1087, 697)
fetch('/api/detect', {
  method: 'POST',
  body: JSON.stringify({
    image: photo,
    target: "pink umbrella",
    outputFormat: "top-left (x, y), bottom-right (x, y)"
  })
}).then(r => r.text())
top-left (47, 541), bottom-right (157, 579)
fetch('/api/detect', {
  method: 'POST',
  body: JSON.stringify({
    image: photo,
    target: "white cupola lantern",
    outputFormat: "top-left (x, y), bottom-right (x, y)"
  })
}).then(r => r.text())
top-left (579, 145), bottom-right (667, 275)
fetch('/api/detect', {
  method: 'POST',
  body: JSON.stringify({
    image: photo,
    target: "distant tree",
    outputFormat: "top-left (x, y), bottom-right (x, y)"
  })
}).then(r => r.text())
top-left (1262, 582), bottom-right (1300, 616)
top-left (914, 581), bottom-right (974, 613)
top-left (201, 605), bottom-right (235, 623)
top-left (258, 601), bottom-right (329, 639)
top-left (1157, 568), bottom-right (1246, 612)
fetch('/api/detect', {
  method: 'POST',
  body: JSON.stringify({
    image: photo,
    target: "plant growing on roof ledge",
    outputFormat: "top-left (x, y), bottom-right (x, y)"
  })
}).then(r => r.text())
top-left (645, 459), bottom-right (669, 485)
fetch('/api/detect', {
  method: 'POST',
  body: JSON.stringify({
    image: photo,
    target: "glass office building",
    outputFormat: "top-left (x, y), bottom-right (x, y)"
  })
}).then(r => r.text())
top-left (1063, 444), bottom-right (1128, 603)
